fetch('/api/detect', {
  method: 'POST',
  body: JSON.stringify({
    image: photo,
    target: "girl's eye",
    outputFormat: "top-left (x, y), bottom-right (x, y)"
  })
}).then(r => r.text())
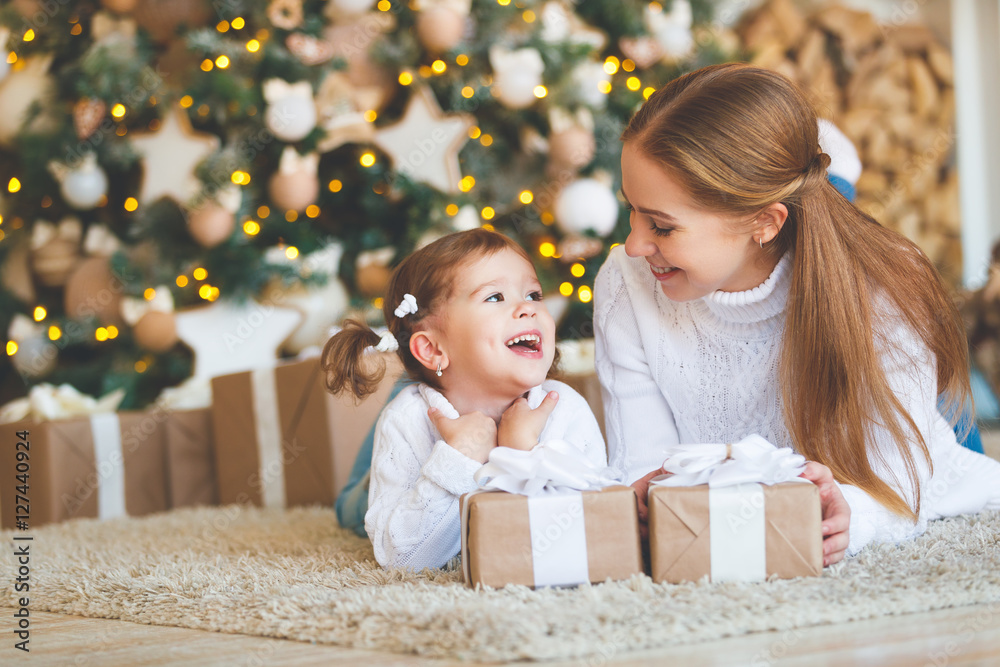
top-left (527, 291), bottom-right (543, 301)
top-left (485, 293), bottom-right (503, 302)
top-left (624, 201), bottom-right (635, 212)
top-left (649, 222), bottom-right (674, 237)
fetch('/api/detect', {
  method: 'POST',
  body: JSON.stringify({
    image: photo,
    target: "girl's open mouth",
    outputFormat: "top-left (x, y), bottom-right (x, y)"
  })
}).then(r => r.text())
top-left (505, 333), bottom-right (542, 356)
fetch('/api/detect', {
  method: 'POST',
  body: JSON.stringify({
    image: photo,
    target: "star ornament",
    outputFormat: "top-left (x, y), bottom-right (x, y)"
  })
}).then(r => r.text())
top-left (130, 107), bottom-right (220, 205)
top-left (371, 85), bottom-right (474, 194)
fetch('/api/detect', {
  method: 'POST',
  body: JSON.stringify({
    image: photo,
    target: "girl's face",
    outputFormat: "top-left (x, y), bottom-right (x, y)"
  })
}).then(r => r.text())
top-left (620, 143), bottom-right (772, 302)
top-left (432, 247), bottom-right (556, 401)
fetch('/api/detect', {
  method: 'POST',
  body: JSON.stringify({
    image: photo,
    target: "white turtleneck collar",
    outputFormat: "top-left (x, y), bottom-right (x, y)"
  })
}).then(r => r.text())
top-left (417, 382), bottom-right (549, 420)
top-left (697, 251), bottom-right (793, 327)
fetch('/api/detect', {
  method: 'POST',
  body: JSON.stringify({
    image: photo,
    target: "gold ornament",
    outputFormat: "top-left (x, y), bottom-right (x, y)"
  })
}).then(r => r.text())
top-left (415, 8), bottom-right (466, 53)
top-left (286, 33), bottom-right (335, 66)
top-left (315, 72), bottom-right (378, 153)
top-left (371, 85), bottom-right (474, 194)
top-left (268, 148), bottom-right (320, 212)
top-left (267, 0), bottom-right (304, 30)
top-left (64, 256), bottom-right (123, 323)
top-left (73, 98), bottom-right (107, 140)
top-left (130, 107), bottom-right (220, 205)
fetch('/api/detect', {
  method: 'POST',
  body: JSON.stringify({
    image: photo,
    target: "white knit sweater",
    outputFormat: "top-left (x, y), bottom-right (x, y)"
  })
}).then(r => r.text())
top-left (365, 380), bottom-right (608, 571)
top-left (594, 245), bottom-right (1000, 556)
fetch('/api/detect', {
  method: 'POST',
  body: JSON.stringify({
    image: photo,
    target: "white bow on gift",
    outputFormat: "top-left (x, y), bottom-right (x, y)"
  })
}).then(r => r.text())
top-left (474, 440), bottom-right (619, 496)
top-left (0, 383), bottom-right (125, 424)
top-left (652, 434), bottom-right (808, 488)
top-left (120, 285), bottom-right (174, 327)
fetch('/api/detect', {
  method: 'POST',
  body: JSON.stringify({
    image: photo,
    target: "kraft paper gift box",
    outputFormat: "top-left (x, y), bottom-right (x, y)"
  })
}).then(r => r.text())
top-left (211, 353), bottom-right (402, 508)
top-left (460, 442), bottom-right (642, 589)
top-left (163, 407), bottom-right (217, 508)
top-left (647, 436), bottom-right (823, 584)
top-left (0, 412), bottom-right (169, 529)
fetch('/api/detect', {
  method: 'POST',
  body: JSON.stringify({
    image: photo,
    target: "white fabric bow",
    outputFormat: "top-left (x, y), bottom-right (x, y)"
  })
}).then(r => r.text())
top-left (7, 314), bottom-right (44, 342)
top-left (394, 293), bottom-right (418, 318)
top-left (83, 224), bottom-right (122, 257)
top-left (474, 440), bottom-right (619, 496)
top-left (276, 146), bottom-right (319, 175)
top-left (652, 434), bottom-right (808, 488)
top-left (374, 330), bottom-right (398, 352)
top-left (263, 79), bottom-right (313, 103)
top-left (30, 218), bottom-right (82, 250)
top-left (120, 286), bottom-right (174, 326)
top-left (0, 383), bottom-right (125, 425)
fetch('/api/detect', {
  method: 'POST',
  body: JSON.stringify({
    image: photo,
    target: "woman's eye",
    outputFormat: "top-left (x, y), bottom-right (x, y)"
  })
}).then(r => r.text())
top-left (624, 201), bottom-right (635, 212)
top-left (527, 291), bottom-right (544, 301)
top-left (485, 293), bottom-right (503, 302)
top-left (649, 222), bottom-right (674, 237)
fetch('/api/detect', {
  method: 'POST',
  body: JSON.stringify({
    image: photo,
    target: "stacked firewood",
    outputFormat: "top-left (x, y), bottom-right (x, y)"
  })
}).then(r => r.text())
top-left (738, 0), bottom-right (961, 286)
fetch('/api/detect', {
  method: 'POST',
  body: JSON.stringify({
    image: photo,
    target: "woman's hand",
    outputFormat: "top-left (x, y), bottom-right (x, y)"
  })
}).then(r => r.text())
top-left (428, 408), bottom-right (497, 463)
top-left (497, 391), bottom-right (559, 451)
top-left (800, 461), bottom-right (851, 566)
top-left (630, 467), bottom-right (666, 539)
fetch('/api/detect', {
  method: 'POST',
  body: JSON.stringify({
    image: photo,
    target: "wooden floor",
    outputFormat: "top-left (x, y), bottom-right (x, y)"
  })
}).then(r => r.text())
top-left (3, 435), bottom-right (998, 666)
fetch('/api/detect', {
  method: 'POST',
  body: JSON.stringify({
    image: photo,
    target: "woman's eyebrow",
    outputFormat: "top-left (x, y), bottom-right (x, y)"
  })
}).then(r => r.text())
top-left (620, 187), bottom-right (677, 222)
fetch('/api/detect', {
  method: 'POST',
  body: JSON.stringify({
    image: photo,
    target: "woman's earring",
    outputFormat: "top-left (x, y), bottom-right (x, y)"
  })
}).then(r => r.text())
top-left (436, 363), bottom-right (443, 377)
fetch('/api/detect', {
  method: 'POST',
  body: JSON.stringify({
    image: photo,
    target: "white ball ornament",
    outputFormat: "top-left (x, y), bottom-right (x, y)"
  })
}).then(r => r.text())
top-left (11, 336), bottom-right (58, 379)
top-left (554, 178), bottom-right (619, 237)
top-left (490, 46), bottom-right (545, 110)
top-left (54, 154), bottom-right (109, 210)
top-left (263, 79), bottom-right (317, 142)
top-left (571, 62), bottom-right (611, 109)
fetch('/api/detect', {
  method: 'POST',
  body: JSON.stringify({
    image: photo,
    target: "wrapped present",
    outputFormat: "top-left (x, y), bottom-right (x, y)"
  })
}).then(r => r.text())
top-left (461, 441), bottom-right (642, 589)
top-left (648, 435), bottom-right (823, 584)
top-left (155, 379), bottom-right (217, 508)
top-left (211, 353), bottom-right (402, 508)
top-left (0, 384), bottom-right (169, 529)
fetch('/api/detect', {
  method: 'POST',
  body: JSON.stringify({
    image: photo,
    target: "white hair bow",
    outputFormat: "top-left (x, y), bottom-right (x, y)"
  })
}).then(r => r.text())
top-left (374, 330), bottom-right (399, 352)
top-left (394, 293), bottom-right (418, 318)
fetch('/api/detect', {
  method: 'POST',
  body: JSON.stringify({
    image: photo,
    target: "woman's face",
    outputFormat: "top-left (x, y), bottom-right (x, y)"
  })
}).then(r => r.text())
top-left (620, 143), bottom-right (772, 302)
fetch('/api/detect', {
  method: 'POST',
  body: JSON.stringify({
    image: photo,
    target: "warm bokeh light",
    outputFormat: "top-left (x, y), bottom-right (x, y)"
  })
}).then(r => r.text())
top-left (180, 95), bottom-right (194, 108)
top-left (144, 288), bottom-right (156, 300)
top-left (328, 179), bottom-right (343, 192)
top-left (6, 341), bottom-right (18, 356)
top-left (533, 85), bottom-right (547, 98)
top-left (364, 110), bottom-right (377, 122)
top-left (643, 87), bottom-right (656, 99)
top-left (480, 134), bottom-right (493, 146)
top-left (519, 190), bottom-right (534, 205)
top-left (468, 126), bottom-right (482, 139)
top-left (95, 327), bottom-right (109, 342)
top-left (247, 39), bottom-right (261, 52)
top-left (456, 54), bottom-right (469, 66)
top-left (48, 326), bottom-right (61, 341)
top-left (111, 103), bottom-right (126, 118)
top-left (284, 246), bottom-right (299, 260)
top-left (232, 17), bottom-right (245, 29)
top-left (124, 197), bottom-right (138, 212)
top-left (604, 56), bottom-right (620, 75)
top-left (216, 55), bottom-right (230, 69)
top-left (135, 360), bottom-right (148, 373)
top-left (627, 76), bottom-right (641, 91)
top-left (200, 59), bottom-right (213, 72)
top-left (243, 220), bottom-right (260, 235)
top-left (360, 152), bottom-right (376, 167)
top-left (217, 20), bottom-right (230, 32)
top-left (622, 59), bottom-right (636, 72)
top-left (459, 176), bottom-right (475, 192)
top-left (193, 267), bottom-right (207, 281)
top-left (199, 285), bottom-right (213, 300)
top-left (257, 205), bottom-right (270, 218)
top-left (23, 29), bottom-right (35, 42)
top-left (598, 80), bottom-right (612, 94)
top-left (431, 59), bottom-right (447, 74)
top-left (559, 282), bottom-right (574, 296)
top-left (578, 285), bottom-right (593, 303)
top-left (446, 204), bottom-right (459, 215)
top-left (106, 326), bottom-right (119, 339)
top-left (523, 9), bottom-right (536, 22)
top-left (285, 210), bottom-right (298, 222)
top-left (378, 0), bottom-right (391, 10)
top-left (461, 86), bottom-right (474, 98)
top-left (481, 206), bottom-right (495, 220)
top-left (539, 242), bottom-right (556, 257)
top-left (306, 204), bottom-right (320, 218)
top-left (570, 263), bottom-right (585, 277)
top-left (8, 178), bottom-right (20, 193)
top-left (398, 71), bottom-right (413, 85)
top-left (176, 275), bottom-right (189, 287)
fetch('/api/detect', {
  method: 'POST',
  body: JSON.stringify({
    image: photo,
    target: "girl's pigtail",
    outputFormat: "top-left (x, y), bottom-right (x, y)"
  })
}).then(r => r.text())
top-left (322, 319), bottom-right (389, 399)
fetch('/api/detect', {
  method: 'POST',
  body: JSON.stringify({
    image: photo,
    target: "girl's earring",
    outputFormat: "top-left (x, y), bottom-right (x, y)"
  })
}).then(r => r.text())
top-left (436, 363), bottom-right (443, 377)
top-left (758, 237), bottom-right (763, 249)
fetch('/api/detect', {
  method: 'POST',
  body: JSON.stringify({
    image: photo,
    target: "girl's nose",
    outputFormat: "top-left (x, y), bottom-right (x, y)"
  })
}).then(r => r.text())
top-left (514, 301), bottom-right (537, 318)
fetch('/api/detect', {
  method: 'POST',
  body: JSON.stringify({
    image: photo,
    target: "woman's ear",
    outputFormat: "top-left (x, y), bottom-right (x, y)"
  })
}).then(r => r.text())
top-left (409, 330), bottom-right (447, 374)
top-left (754, 202), bottom-right (789, 245)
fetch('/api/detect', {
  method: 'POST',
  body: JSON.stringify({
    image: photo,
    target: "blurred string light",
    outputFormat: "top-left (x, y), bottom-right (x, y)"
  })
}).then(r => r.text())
top-left (33, 306), bottom-right (46, 321)
top-left (48, 326), bottom-right (61, 341)
top-left (578, 285), bottom-right (593, 303)
top-left (6, 341), bottom-right (18, 356)
top-left (559, 282), bottom-right (573, 296)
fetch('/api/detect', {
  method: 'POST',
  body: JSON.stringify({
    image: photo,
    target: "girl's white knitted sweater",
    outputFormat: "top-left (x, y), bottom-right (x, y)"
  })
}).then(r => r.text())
top-left (365, 380), bottom-right (608, 571)
top-left (594, 245), bottom-right (1000, 556)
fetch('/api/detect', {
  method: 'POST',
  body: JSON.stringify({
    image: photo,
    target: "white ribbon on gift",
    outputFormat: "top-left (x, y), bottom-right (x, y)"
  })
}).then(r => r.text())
top-left (251, 368), bottom-right (286, 509)
top-left (464, 441), bottom-right (619, 588)
top-left (651, 434), bottom-right (810, 583)
top-left (90, 413), bottom-right (126, 519)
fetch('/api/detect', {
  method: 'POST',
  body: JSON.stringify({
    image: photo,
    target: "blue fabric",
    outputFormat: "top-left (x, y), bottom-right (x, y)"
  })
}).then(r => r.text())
top-left (335, 377), bottom-right (409, 537)
top-left (828, 174), bottom-right (856, 202)
top-left (940, 393), bottom-right (984, 455)
top-left (971, 366), bottom-right (1000, 421)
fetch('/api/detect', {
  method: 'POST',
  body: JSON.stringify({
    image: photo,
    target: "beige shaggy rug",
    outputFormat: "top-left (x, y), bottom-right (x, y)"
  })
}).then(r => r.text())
top-left (3, 505), bottom-right (1000, 662)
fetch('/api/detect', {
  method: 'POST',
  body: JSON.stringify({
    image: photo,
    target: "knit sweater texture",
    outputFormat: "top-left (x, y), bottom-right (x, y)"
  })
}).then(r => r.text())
top-left (594, 245), bottom-right (1000, 556)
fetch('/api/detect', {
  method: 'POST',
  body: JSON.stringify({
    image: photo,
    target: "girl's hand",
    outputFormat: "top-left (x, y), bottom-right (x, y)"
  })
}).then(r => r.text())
top-left (497, 391), bottom-right (559, 451)
top-left (428, 408), bottom-right (497, 464)
top-left (800, 461), bottom-right (851, 566)
top-left (630, 467), bottom-right (666, 540)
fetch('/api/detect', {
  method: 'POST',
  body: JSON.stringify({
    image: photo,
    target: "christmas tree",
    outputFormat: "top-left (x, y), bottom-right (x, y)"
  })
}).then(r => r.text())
top-left (0, 0), bottom-right (732, 408)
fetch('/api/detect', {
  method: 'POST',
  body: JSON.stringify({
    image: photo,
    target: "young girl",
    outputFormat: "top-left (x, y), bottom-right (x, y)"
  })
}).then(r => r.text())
top-left (595, 63), bottom-right (1000, 566)
top-left (324, 229), bottom-right (608, 571)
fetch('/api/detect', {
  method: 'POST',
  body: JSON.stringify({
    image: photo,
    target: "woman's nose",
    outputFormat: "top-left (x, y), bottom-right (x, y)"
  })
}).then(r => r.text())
top-left (624, 224), bottom-right (654, 257)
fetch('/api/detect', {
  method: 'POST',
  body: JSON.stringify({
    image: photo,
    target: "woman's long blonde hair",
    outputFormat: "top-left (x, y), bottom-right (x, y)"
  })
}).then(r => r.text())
top-left (622, 63), bottom-right (970, 519)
